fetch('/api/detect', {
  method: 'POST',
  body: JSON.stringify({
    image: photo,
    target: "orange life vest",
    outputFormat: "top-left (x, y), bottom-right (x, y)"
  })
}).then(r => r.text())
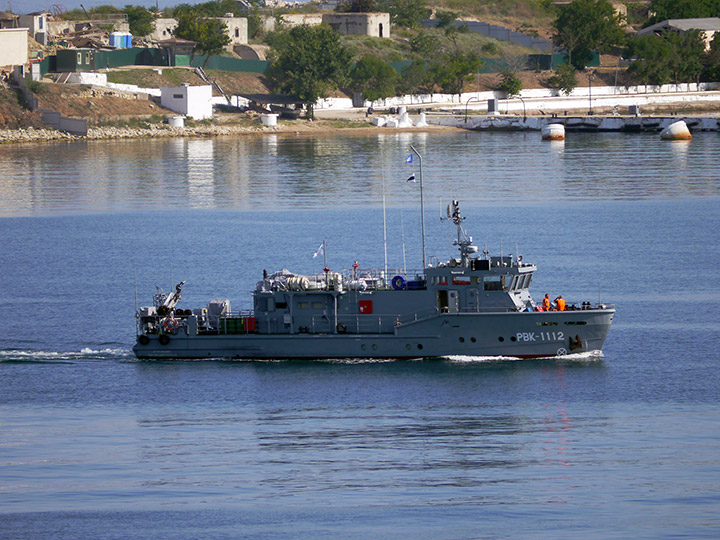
top-left (557, 298), bottom-right (566, 311)
top-left (542, 297), bottom-right (551, 310)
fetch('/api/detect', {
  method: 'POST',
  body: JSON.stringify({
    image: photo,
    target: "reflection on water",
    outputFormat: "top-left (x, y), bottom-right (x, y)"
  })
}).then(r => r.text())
top-left (1, 132), bottom-right (719, 216)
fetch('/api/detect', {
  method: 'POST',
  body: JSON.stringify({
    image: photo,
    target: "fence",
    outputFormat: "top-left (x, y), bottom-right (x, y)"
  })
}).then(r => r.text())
top-left (12, 66), bottom-right (88, 136)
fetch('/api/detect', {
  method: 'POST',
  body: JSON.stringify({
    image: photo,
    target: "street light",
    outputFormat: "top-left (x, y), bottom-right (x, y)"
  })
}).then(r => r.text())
top-left (503, 95), bottom-right (526, 121)
top-left (588, 69), bottom-right (596, 115)
top-left (464, 96), bottom-right (480, 123)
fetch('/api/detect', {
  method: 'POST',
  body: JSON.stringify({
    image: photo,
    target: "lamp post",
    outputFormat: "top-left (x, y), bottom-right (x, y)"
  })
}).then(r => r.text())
top-left (588, 69), bottom-right (595, 115)
top-left (464, 96), bottom-right (479, 123)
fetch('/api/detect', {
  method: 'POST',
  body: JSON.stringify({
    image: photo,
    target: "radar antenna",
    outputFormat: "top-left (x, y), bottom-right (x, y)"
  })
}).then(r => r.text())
top-left (441, 200), bottom-right (477, 265)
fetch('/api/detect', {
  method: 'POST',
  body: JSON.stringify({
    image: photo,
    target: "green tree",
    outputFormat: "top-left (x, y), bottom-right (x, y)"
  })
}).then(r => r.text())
top-left (547, 63), bottom-right (578, 95)
top-left (173, 9), bottom-right (203, 61)
top-left (350, 55), bottom-right (400, 101)
top-left (338, 0), bottom-right (378, 12)
top-left (172, 9), bottom-right (230, 66)
top-left (197, 19), bottom-right (231, 65)
top-left (648, 0), bottom-right (720, 23)
top-left (674, 30), bottom-right (705, 83)
top-left (267, 25), bottom-right (353, 119)
top-left (704, 33), bottom-right (720, 81)
top-left (552, 0), bottom-right (626, 69)
top-left (124, 5), bottom-right (156, 37)
top-left (430, 51), bottom-right (483, 98)
top-left (400, 59), bottom-right (434, 95)
top-left (434, 10), bottom-right (469, 50)
top-left (409, 31), bottom-right (441, 57)
top-left (377, 0), bottom-right (428, 29)
top-left (246, 7), bottom-right (264, 40)
top-left (627, 33), bottom-right (674, 85)
top-left (497, 70), bottom-right (522, 96)
top-left (628, 29), bottom-right (705, 85)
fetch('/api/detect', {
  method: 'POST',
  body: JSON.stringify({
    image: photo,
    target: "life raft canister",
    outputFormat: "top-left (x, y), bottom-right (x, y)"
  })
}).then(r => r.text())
top-left (391, 275), bottom-right (407, 290)
top-left (163, 317), bottom-right (178, 332)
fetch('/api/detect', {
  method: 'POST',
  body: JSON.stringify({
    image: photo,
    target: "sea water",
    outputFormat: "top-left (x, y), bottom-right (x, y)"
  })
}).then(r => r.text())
top-left (1, 132), bottom-right (719, 539)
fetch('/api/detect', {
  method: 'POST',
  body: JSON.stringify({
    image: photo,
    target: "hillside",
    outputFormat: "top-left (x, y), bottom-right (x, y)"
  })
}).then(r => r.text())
top-left (0, 85), bottom-right (44, 129)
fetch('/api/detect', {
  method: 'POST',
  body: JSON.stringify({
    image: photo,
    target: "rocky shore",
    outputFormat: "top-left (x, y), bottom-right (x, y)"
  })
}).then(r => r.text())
top-left (0, 118), bottom-right (451, 144)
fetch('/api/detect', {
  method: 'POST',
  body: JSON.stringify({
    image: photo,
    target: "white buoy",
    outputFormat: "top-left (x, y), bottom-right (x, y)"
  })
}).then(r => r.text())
top-left (541, 123), bottom-right (565, 141)
top-left (660, 120), bottom-right (692, 140)
top-left (260, 113), bottom-right (278, 127)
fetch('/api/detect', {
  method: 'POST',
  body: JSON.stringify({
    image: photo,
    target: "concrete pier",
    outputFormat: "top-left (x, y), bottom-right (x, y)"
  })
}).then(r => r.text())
top-left (430, 114), bottom-right (720, 133)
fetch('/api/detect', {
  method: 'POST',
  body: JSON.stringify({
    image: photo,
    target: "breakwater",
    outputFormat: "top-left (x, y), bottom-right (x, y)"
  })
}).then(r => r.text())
top-left (431, 114), bottom-right (720, 132)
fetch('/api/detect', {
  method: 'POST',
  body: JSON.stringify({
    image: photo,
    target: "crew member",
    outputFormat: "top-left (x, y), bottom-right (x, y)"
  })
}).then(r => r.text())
top-left (542, 294), bottom-right (551, 311)
top-left (555, 295), bottom-right (566, 311)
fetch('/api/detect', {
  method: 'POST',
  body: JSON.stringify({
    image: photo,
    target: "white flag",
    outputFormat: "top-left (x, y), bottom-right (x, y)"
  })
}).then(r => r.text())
top-left (313, 243), bottom-right (324, 258)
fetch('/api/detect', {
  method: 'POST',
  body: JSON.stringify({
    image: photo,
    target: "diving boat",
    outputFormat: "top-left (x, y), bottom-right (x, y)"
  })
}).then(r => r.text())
top-left (133, 199), bottom-right (614, 360)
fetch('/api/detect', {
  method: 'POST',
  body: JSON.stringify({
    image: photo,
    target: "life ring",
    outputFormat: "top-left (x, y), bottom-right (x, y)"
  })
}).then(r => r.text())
top-left (158, 334), bottom-right (171, 345)
top-left (337, 323), bottom-right (347, 334)
top-left (391, 275), bottom-right (407, 290)
top-left (162, 317), bottom-right (178, 333)
top-left (138, 334), bottom-right (150, 345)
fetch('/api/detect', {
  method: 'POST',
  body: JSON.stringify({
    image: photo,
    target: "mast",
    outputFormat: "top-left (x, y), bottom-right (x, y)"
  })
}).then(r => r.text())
top-left (409, 145), bottom-right (426, 270)
top-left (445, 200), bottom-right (475, 266)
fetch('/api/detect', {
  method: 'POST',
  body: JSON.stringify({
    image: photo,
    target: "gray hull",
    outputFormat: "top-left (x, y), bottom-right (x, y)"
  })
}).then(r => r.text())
top-left (133, 309), bottom-right (614, 360)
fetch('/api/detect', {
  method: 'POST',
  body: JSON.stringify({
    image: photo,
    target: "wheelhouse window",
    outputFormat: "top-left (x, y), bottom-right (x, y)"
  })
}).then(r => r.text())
top-left (483, 276), bottom-right (506, 291)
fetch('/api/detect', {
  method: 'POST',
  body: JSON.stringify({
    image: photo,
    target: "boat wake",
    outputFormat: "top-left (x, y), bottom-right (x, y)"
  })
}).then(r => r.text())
top-left (0, 348), bottom-right (134, 363)
top-left (443, 350), bottom-right (604, 363)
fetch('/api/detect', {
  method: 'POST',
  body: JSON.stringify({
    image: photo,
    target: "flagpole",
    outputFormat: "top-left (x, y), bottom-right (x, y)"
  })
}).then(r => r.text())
top-left (410, 145), bottom-right (426, 270)
top-left (323, 239), bottom-right (327, 269)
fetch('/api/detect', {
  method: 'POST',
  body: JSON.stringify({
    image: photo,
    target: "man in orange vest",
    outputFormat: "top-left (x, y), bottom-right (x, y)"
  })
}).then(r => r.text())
top-left (542, 294), bottom-right (551, 311)
top-left (555, 295), bottom-right (566, 311)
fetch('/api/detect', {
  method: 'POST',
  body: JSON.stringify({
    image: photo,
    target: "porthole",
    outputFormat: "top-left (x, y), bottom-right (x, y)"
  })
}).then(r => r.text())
top-left (417, 344), bottom-right (423, 350)
top-left (471, 337), bottom-right (476, 343)
top-left (372, 344), bottom-right (377, 350)
top-left (498, 336), bottom-right (505, 342)
top-left (406, 344), bottom-right (411, 350)
top-left (459, 337), bottom-right (465, 343)
top-left (361, 344), bottom-right (367, 350)
top-left (511, 336), bottom-right (517, 342)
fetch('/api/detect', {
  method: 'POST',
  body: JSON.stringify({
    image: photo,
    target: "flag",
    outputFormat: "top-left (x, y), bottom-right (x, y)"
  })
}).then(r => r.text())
top-left (405, 154), bottom-right (413, 163)
top-left (406, 174), bottom-right (416, 182)
top-left (312, 243), bottom-right (324, 258)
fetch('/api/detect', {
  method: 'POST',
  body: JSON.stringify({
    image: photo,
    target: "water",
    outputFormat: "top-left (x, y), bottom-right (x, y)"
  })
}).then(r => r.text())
top-left (1, 132), bottom-right (719, 539)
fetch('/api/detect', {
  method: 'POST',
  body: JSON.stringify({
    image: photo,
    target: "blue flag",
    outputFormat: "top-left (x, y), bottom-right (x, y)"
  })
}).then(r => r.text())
top-left (405, 154), bottom-right (413, 164)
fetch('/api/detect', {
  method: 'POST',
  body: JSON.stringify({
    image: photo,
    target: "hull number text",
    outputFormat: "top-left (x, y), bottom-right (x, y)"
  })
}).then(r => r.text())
top-left (517, 331), bottom-right (564, 342)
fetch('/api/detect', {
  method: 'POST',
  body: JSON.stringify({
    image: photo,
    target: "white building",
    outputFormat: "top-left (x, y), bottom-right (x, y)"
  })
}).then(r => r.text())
top-left (18, 11), bottom-right (48, 45)
top-left (160, 84), bottom-right (213, 120)
top-left (0, 28), bottom-right (28, 68)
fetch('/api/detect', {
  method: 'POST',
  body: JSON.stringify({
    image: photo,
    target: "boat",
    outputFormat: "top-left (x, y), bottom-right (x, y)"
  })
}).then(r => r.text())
top-left (133, 199), bottom-right (614, 360)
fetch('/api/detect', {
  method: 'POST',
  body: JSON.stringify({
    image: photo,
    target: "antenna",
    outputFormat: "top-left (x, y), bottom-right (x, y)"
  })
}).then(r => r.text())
top-left (400, 206), bottom-right (407, 274)
top-left (409, 145), bottom-right (426, 270)
top-left (134, 263), bottom-right (138, 313)
top-left (381, 149), bottom-right (388, 278)
top-left (134, 263), bottom-right (139, 336)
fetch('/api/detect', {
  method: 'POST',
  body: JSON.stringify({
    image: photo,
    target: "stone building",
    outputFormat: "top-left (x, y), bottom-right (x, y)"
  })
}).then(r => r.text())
top-left (150, 16), bottom-right (247, 49)
top-left (264, 12), bottom-right (390, 38)
top-left (323, 13), bottom-right (390, 38)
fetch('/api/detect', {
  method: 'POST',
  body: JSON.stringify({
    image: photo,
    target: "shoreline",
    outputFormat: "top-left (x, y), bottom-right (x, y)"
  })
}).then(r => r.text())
top-left (0, 118), bottom-right (458, 144)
